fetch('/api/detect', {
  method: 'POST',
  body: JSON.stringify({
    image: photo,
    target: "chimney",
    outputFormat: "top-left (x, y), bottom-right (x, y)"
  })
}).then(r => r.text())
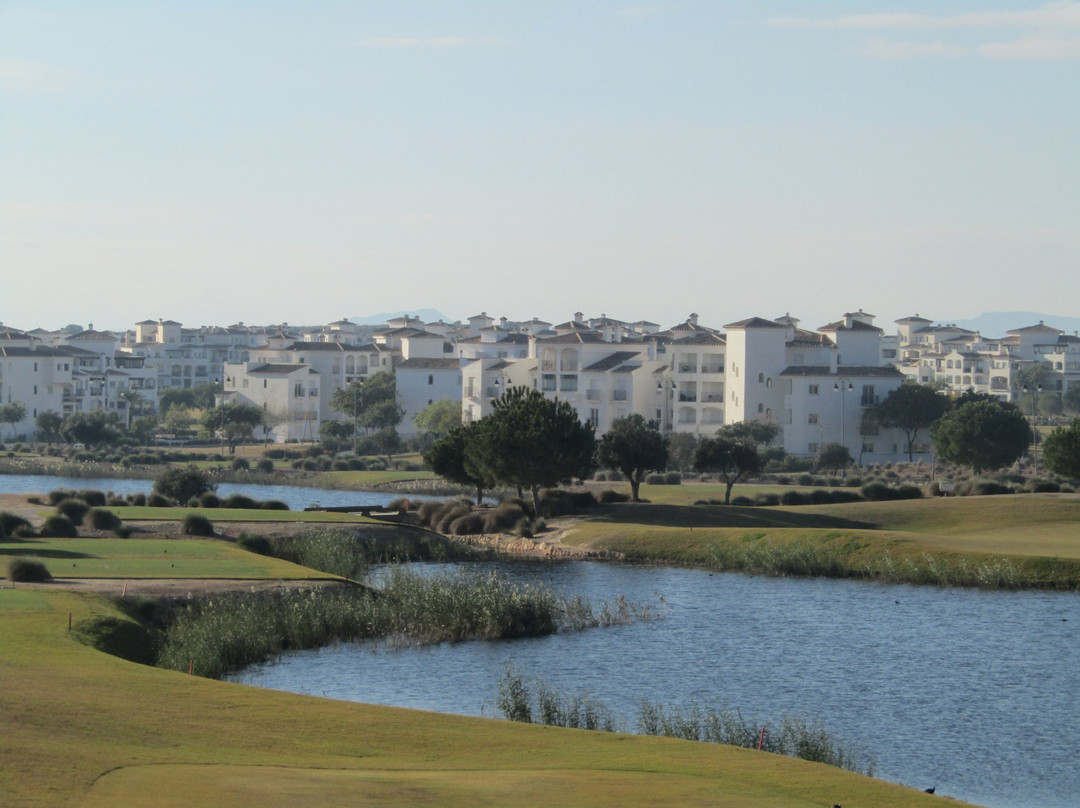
top-left (689, 313), bottom-right (699, 326)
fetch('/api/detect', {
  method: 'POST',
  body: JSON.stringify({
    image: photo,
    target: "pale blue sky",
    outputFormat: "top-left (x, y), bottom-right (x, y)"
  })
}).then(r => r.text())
top-left (2, 1), bottom-right (1078, 333)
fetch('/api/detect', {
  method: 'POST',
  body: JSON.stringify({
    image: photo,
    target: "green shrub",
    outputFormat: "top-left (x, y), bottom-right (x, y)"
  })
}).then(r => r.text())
top-left (755, 493), bottom-right (780, 506)
top-left (664, 471), bottom-right (682, 485)
top-left (331, 459), bottom-right (350, 471)
top-left (223, 494), bottom-right (258, 510)
top-left (181, 514), bottom-right (215, 536)
top-left (7, 558), bottom-right (52, 582)
top-left (40, 514), bottom-right (78, 538)
top-left (237, 533), bottom-right (273, 555)
top-left (153, 466), bottom-right (214, 505)
top-left (483, 501), bottom-right (527, 533)
top-left (255, 458), bottom-right (275, 473)
top-left (76, 489), bottom-right (107, 506)
top-left (146, 493), bottom-right (171, 508)
top-left (47, 489), bottom-right (77, 505)
top-left (597, 489), bottom-right (630, 504)
top-left (645, 472), bottom-right (666, 485)
top-left (797, 474), bottom-right (815, 486)
top-left (113, 526), bottom-right (133, 538)
top-left (449, 512), bottom-right (485, 535)
top-left (260, 499), bottom-right (289, 511)
top-left (780, 491), bottom-right (810, 506)
top-left (0, 511), bottom-right (32, 538)
top-left (861, 482), bottom-right (897, 501)
top-left (56, 499), bottom-right (90, 525)
top-left (731, 496), bottom-right (755, 506)
top-left (198, 493), bottom-right (221, 508)
top-left (87, 508), bottom-right (122, 530)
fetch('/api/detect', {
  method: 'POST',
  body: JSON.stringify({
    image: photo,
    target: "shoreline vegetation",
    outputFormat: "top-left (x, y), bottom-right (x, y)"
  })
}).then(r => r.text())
top-left (154, 567), bottom-right (656, 679)
top-left (496, 666), bottom-right (874, 775)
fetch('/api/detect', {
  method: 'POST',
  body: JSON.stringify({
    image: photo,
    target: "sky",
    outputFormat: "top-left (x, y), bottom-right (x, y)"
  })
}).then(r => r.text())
top-left (2, 1), bottom-right (1078, 334)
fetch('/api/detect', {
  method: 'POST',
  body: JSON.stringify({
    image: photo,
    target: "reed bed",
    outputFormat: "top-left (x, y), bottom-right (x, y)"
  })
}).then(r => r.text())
top-left (705, 539), bottom-right (1076, 589)
top-left (157, 568), bottom-right (651, 679)
top-left (496, 667), bottom-right (872, 775)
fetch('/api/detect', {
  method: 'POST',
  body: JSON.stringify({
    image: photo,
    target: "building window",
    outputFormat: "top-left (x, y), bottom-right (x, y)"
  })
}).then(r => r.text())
top-left (428, 374), bottom-right (434, 385)
top-left (809, 384), bottom-right (819, 395)
top-left (757, 403), bottom-right (763, 413)
top-left (808, 442), bottom-right (819, 453)
top-left (861, 385), bottom-right (876, 406)
top-left (862, 443), bottom-right (874, 453)
top-left (589, 408), bottom-right (599, 427)
top-left (808, 413), bottom-right (818, 424)
top-left (758, 373), bottom-right (764, 383)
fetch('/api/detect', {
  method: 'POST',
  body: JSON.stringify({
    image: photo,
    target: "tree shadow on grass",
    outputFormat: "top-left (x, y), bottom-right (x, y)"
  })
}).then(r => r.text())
top-left (592, 503), bottom-right (877, 531)
top-left (0, 547), bottom-right (97, 560)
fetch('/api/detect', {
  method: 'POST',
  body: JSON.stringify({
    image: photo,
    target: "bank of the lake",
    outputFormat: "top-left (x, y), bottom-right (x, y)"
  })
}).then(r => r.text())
top-left (1, 587), bottom-right (946, 808)
top-left (235, 560), bottom-right (1080, 808)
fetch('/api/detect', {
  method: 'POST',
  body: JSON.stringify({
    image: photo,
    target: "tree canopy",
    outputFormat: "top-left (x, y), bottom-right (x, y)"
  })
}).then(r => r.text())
top-left (1041, 417), bottom-right (1080, 479)
top-left (872, 382), bottom-right (950, 461)
top-left (0, 402), bottom-right (27, 438)
top-left (199, 401), bottom-right (265, 453)
top-left (816, 442), bottom-right (853, 475)
top-left (153, 466), bottom-right (215, 505)
top-left (413, 399), bottom-right (462, 438)
top-left (423, 423), bottom-right (495, 505)
top-left (331, 372), bottom-right (405, 432)
top-left (60, 410), bottom-right (121, 447)
top-left (692, 434), bottom-right (762, 504)
top-left (596, 414), bottom-right (668, 502)
top-left (466, 386), bottom-right (596, 516)
top-left (35, 410), bottom-right (63, 445)
top-left (930, 399), bottom-right (1030, 474)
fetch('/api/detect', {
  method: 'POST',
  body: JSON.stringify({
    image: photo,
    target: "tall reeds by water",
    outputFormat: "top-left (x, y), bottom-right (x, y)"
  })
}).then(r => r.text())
top-left (157, 568), bottom-right (652, 679)
top-left (704, 539), bottom-right (1074, 589)
top-left (496, 667), bottom-right (872, 774)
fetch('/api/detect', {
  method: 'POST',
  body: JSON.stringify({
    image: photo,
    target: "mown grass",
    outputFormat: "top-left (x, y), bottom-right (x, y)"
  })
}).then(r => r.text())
top-left (565, 495), bottom-right (1080, 588)
top-left (0, 536), bottom-right (333, 579)
top-left (1, 589), bottom-right (949, 808)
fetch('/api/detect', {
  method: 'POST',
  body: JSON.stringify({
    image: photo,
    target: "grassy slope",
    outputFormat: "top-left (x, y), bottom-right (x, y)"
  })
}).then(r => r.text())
top-left (565, 495), bottom-right (1080, 576)
top-left (0, 589), bottom-right (947, 808)
top-left (0, 536), bottom-right (335, 579)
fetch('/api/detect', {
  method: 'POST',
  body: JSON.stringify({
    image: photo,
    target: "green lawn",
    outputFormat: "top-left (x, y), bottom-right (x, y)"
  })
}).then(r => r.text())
top-left (562, 494), bottom-right (1080, 586)
top-left (0, 588), bottom-right (950, 808)
top-left (0, 536), bottom-right (332, 579)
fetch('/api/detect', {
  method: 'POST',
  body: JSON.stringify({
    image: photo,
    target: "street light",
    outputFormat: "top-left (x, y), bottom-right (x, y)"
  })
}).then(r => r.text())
top-left (1022, 383), bottom-right (1043, 476)
top-left (833, 379), bottom-right (854, 466)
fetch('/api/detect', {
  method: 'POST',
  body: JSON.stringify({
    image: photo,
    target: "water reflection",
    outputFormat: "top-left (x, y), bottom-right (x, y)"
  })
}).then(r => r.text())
top-left (233, 561), bottom-right (1080, 808)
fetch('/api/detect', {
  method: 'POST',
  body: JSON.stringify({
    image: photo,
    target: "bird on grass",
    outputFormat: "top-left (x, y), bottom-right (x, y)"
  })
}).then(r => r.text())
top-left (925, 786), bottom-right (936, 794)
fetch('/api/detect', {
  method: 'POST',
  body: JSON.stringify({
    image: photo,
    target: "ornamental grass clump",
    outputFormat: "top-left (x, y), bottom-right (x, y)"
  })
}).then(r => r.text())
top-left (181, 513), bottom-right (215, 537)
top-left (158, 568), bottom-right (634, 679)
top-left (7, 557), bottom-right (53, 582)
top-left (56, 498), bottom-right (90, 525)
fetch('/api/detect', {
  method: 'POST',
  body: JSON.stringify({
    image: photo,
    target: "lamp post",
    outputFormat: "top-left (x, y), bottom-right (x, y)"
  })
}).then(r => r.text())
top-left (657, 378), bottom-right (676, 433)
top-left (1022, 383), bottom-right (1042, 476)
top-left (833, 378), bottom-right (854, 468)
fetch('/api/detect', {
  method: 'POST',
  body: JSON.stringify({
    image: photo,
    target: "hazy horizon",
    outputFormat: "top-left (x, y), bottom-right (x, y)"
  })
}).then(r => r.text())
top-left (3, 1), bottom-right (1077, 331)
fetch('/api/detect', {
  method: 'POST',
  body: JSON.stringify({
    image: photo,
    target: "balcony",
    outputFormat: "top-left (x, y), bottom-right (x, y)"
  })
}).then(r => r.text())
top-left (678, 393), bottom-right (698, 403)
top-left (612, 390), bottom-right (628, 401)
top-left (586, 389), bottom-right (602, 401)
top-left (677, 363), bottom-right (698, 374)
top-left (541, 361), bottom-right (557, 371)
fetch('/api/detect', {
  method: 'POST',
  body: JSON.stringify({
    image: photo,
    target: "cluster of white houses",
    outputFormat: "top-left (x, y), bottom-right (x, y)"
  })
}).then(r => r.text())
top-left (2, 311), bottom-right (1078, 464)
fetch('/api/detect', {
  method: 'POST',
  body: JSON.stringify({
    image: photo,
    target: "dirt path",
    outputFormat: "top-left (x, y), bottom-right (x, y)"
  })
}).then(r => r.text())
top-left (2, 576), bottom-right (346, 597)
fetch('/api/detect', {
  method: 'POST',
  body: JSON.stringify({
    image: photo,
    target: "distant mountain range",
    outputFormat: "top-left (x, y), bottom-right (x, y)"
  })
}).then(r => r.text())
top-left (349, 309), bottom-right (452, 326)
top-left (948, 312), bottom-right (1080, 337)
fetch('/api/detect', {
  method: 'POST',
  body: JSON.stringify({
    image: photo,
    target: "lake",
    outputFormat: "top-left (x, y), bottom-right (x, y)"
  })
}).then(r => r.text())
top-left (232, 560), bottom-right (1080, 808)
top-left (0, 473), bottom-right (403, 511)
